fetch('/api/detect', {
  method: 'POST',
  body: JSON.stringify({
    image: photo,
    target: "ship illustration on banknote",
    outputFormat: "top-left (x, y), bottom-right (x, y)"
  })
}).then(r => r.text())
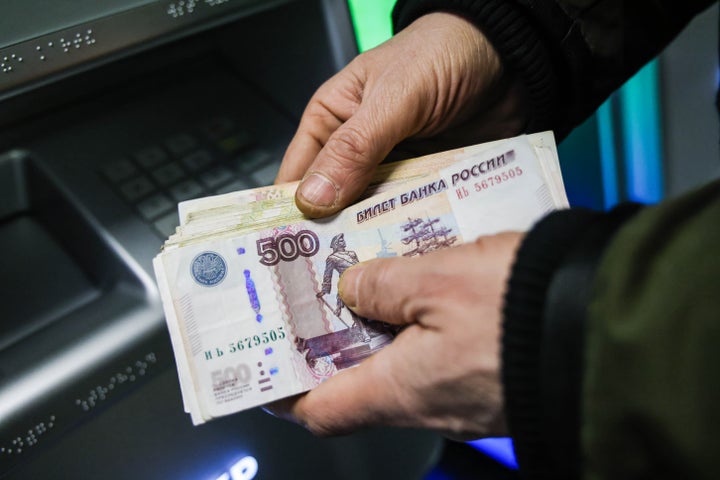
top-left (400, 215), bottom-right (457, 257)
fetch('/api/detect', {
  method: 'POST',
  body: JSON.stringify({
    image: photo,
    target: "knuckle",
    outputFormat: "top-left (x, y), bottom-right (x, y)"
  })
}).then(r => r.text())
top-left (363, 259), bottom-right (396, 302)
top-left (371, 258), bottom-right (429, 320)
top-left (324, 126), bottom-right (373, 173)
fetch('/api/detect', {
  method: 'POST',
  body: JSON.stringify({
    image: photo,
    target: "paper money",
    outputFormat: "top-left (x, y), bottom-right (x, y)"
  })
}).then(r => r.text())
top-left (154, 133), bottom-right (568, 424)
top-left (175, 131), bottom-right (564, 228)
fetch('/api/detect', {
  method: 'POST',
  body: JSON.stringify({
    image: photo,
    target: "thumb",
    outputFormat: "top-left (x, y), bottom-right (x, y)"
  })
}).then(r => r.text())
top-left (338, 255), bottom-right (432, 326)
top-left (294, 96), bottom-right (413, 218)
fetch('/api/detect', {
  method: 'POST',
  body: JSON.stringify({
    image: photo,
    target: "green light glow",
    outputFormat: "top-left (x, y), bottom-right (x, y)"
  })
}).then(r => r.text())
top-left (347, 0), bottom-right (396, 52)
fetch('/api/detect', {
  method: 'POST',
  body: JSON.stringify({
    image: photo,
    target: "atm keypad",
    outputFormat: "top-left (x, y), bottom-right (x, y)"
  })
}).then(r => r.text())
top-left (100, 117), bottom-right (279, 238)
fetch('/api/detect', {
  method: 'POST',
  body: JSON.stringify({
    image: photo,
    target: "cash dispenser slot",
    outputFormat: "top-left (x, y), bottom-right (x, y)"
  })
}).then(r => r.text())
top-left (1, 151), bottom-right (97, 349)
top-left (0, 150), bottom-right (151, 349)
top-left (0, 150), bottom-right (166, 474)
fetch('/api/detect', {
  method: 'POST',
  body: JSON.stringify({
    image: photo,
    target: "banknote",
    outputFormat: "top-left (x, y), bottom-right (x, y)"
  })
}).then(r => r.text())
top-left (154, 133), bottom-right (568, 424)
top-left (175, 131), bottom-right (563, 229)
top-left (166, 132), bottom-right (564, 252)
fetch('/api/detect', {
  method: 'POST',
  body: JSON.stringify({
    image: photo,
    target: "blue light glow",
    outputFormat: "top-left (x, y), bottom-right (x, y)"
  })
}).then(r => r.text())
top-left (424, 470), bottom-right (454, 480)
top-left (467, 437), bottom-right (518, 469)
top-left (619, 60), bottom-right (664, 203)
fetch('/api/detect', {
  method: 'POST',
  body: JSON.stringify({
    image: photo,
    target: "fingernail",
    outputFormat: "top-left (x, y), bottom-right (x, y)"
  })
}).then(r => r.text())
top-left (338, 264), bottom-right (363, 310)
top-left (298, 173), bottom-right (338, 208)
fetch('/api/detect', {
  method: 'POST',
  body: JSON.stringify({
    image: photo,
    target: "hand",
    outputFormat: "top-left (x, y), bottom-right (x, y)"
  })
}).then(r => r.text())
top-left (275, 12), bottom-right (528, 218)
top-left (266, 232), bottom-right (524, 440)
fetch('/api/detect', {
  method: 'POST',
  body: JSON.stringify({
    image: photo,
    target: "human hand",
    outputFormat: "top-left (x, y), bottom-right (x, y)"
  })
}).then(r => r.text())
top-left (275, 12), bottom-right (528, 218)
top-left (266, 232), bottom-right (524, 440)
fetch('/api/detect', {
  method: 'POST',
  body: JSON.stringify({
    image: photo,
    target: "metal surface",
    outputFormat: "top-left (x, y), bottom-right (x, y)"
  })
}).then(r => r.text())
top-left (0, 0), bottom-right (291, 99)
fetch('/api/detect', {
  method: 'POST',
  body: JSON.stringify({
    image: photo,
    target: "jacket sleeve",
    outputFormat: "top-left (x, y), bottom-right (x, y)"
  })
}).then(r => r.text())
top-left (502, 179), bottom-right (720, 479)
top-left (392, 0), bottom-right (716, 139)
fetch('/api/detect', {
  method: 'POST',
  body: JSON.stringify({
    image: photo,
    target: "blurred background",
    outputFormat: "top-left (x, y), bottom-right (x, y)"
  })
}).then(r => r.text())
top-left (0, 1), bottom-right (717, 478)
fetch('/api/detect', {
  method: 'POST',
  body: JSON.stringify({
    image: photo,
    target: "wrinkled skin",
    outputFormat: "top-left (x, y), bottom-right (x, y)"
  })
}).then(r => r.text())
top-left (267, 233), bottom-right (524, 440)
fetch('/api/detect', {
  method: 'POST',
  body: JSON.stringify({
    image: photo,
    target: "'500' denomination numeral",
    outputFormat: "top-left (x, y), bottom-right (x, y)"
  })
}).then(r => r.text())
top-left (256, 230), bottom-right (320, 266)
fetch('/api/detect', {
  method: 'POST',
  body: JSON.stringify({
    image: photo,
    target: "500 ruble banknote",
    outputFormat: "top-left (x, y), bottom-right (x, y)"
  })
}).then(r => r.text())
top-left (153, 133), bottom-right (568, 424)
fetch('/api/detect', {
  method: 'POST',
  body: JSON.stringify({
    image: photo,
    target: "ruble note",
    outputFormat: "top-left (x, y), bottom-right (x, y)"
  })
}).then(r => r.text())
top-left (154, 134), bottom-right (568, 424)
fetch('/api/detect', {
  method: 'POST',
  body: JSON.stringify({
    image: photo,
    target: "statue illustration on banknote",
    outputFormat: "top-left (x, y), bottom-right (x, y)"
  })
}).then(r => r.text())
top-left (317, 233), bottom-right (369, 340)
top-left (285, 232), bottom-right (396, 375)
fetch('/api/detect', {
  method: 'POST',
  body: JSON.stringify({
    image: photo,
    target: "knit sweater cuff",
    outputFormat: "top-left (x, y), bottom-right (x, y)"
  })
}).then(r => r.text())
top-left (501, 204), bottom-right (640, 479)
top-left (392, 0), bottom-right (559, 133)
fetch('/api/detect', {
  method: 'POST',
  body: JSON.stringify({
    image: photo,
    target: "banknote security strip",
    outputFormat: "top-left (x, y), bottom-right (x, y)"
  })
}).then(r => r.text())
top-left (153, 132), bottom-right (568, 424)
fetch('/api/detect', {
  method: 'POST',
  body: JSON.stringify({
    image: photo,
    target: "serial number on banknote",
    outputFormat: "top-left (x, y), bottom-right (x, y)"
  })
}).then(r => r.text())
top-left (206, 327), bottom-right (288, 361)
top-left (473, 166), bottom-right (523, 192)
top-left (227, 327), bottom-right (287, 353)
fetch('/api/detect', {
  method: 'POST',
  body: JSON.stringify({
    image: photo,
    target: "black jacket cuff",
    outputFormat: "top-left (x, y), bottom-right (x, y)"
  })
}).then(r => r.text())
top-left (501, 204), bottom-right (640, 479)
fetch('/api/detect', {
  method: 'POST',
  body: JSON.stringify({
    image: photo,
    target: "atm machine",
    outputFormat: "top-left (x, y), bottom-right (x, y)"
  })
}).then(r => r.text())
top-left (0, 1), bottom-right (449, 478)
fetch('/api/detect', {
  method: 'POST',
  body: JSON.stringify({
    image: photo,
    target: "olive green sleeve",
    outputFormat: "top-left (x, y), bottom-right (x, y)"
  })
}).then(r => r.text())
top-left (582, 180), bottom-right (720, 480)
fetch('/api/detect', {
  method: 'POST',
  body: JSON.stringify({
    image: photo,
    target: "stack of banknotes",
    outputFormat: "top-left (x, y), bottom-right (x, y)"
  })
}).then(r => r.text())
top-left (153, 132), bottom-right (569, 425)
